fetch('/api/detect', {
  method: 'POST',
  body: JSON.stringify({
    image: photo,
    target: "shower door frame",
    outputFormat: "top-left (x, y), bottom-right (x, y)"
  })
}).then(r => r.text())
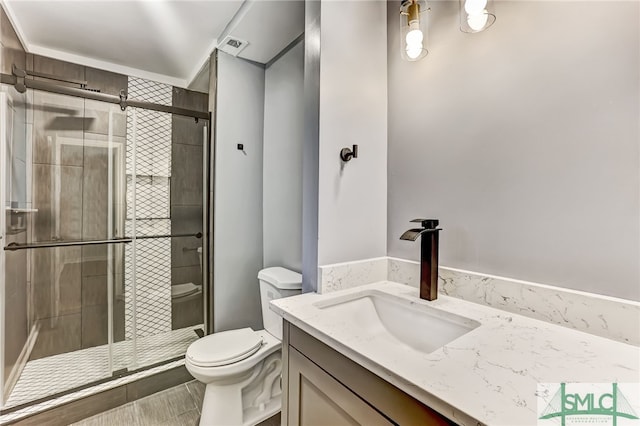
top-left (0, 91), bottom-right (7, 406)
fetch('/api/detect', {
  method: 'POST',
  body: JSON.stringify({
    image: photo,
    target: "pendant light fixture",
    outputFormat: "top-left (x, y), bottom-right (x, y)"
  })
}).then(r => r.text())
top-left (400, 0), bottom-right (428, 62)
top-left (459, 0), bottom-right (496, 33)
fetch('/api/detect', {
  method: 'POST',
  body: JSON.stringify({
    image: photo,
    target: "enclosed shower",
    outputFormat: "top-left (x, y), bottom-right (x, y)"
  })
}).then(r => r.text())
top-left (0, 63), bottom-right (210, 414)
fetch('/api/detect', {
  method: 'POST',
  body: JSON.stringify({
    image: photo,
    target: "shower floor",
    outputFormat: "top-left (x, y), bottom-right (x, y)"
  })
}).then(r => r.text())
top-left (5, 325), bottom-right (202, 409)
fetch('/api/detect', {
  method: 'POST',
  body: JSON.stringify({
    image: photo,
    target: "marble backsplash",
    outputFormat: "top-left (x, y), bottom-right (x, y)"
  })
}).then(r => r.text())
top-left (317, 257), bottom-right (387, 294)
top-left (318, 257), bottom-right (640, 345)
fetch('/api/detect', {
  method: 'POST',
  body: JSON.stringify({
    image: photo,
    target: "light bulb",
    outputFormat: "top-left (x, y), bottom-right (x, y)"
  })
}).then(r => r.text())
top-left (464, 0), bottom-right (487, 15)
top-left (406, 46), bottom-right (422, 59)
top-left (405, 20), bottom-right (423, 59)
top-left (406, 29), bottom-right (423, 46)
top-left (467, 10), bottom-right (488, 31)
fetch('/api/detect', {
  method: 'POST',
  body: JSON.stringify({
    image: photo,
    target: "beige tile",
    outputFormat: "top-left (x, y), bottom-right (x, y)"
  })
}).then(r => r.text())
top-left (0, 6), bottom-right (26, 74)
top-left (32, 54), bottom-right (85, 86)
top-left (82, 275), bottom-right (107, 307)
top-left (19, 387), bottom-right (127, 426)
top-left (84, 100), bottom-right (127, 136)
top-left (3, 243), bottom-right (28, 382)
top-left (134, 384), bottom-right (197, 426)
top-left (81, 303), bottom-right (108, 349)
top-left (81, 245), bottom-right (109, 277)
top-left (1, 6), bottom-right (25, 51)
top-left (32, 163), bottom-right (83, 241)
top-left (258, 412), bottom-right (282, 426)
top-left (171, 236), bottom-right (201, 269)
top-left (186, 380), bottom-right (205, 412)
top-left (114, 297), bottom-right (126, 343)
top-left (30, 313), bottom-right (81, 360)
top-left (172, 87), bottom-right (208, 112)
top-left (172, 296), bottom-right (203, 330)
top-left (31, 247), bottom-right (82, 319)
top-left (1, 45), bottom-right (26, 75)
top-left (171, 265), bottom-right (202, 287)
top-left (32, 90), bottom-right (85, 166)
top-left (172, 115), bottom-right (207, 147)
top-left (126, 366), bottom-right (192, 402)
top-left (171, 205), bottom-right (203, 235)
top-left (165, 409), bottom-right (200, 426)
top-left (31, 163), bottom-right (53, 240)
top-left (85, 67), bottom-right (128, 97)
top-left (72, 402), bottom-right (139, 426)
top-left (171, 143), bottom-right (203, 206)
top-left (82, 145), bottom-right (110, 240)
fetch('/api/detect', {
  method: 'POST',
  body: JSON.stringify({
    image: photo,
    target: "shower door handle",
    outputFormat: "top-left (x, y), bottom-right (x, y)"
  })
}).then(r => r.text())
top-left (3, 232), bottom-right (203, 251)
top-left (4, 237), bottom-right (133, 251)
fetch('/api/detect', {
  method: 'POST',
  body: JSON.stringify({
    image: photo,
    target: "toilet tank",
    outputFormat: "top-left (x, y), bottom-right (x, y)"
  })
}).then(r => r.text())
top-left (258, 267), bottom-right (302, 340)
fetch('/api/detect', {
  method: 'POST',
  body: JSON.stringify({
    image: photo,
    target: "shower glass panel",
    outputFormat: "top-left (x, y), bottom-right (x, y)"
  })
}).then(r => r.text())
top-left (121, 106), bottom-right (206, 372)
top-left (0, 83), bottom-right (207, 410)
top-left (1, 87), bottom-right (121, 408)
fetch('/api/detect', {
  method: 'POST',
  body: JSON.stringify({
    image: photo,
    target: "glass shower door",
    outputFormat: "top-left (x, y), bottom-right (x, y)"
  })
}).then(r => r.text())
top-left (1, 87), bottom-right (125, 408)
top-left (1, 79), bottom-right (208, 410)
top-left (121, 101), bottom-right (206, 373)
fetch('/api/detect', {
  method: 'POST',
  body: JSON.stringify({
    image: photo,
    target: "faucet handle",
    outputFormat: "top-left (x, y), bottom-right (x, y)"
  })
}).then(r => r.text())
top-left (410, 218), bottom-right (439, 229)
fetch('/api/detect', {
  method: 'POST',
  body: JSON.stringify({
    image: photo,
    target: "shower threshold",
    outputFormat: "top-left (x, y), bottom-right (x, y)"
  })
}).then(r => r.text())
top-left (2, 325), bottom-right (202, 412)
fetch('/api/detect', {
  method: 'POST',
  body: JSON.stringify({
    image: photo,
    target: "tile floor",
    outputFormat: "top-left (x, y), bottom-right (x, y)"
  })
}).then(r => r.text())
top-left (70, 381), bottom-right (281, 426)
top-left (7, 325), bottom-right (202, 409)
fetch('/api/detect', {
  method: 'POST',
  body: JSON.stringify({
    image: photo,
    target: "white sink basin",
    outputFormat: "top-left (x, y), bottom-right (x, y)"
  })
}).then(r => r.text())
top-left (314, 290), bottom-right (480, 354)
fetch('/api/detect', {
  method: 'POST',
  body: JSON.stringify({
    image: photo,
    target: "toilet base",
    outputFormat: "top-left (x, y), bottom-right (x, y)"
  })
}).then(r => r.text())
top-left (199, 351), bottom-right (283, 426)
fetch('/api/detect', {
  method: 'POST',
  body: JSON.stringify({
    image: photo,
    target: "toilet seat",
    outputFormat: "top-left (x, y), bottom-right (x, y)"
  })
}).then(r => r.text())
top-left (171, 282), bottom-right (202, 299)
top-left (187, 328), bottom-right (263, 367)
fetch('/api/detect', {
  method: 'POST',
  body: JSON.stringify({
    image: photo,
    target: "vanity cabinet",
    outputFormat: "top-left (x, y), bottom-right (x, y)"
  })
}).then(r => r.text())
top-left (281, 321), bottom-right (455, 426)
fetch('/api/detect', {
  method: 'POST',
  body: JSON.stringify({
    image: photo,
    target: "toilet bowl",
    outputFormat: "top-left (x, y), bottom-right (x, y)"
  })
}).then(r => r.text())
top-left (185, 267), bottom-right (302, 426)
top-left (172, 248), bottom-right (203, 300)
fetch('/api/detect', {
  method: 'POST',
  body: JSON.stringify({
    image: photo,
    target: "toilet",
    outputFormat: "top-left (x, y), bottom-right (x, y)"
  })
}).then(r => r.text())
top-left (172, 248), bottom-right (203, 300)
top-left (185, 267), bottom-right (302, 426)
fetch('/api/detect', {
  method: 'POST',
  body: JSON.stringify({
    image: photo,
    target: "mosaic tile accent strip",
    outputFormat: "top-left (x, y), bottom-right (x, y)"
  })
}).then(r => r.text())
top-left (3, 326), bottom-right (201, 411)
top-left (124, 77), bottom-right (173, 342)
top-left (125, 108), bottom-right (171, 177)
top-left (127, 77), bottom-right (172, 107)
top-left (125, 218), bottom-right (170, 238)
top-left (126, 176), bottom-right (170, 220)
top-left (124, 238), bottom-right (172, 340)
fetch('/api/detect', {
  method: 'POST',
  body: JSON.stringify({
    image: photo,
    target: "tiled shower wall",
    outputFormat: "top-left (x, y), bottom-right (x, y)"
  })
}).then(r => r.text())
top-left (170, 88), bottom-right (207, 330)
top-left (28, 54), bottom-right (128, 360)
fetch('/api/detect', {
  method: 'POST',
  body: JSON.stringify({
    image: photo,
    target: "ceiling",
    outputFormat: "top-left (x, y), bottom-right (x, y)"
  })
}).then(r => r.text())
top-left (2, 0), bottom-right (304, 92)
top-left (221, 0), bottom-right (304, 65)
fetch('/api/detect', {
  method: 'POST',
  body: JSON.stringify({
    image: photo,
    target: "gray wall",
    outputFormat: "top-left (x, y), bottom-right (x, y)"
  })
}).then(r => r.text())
top-left (213, 52), bottom-right (265, 332)
top-left (387, 1), bottom-right (640, 300)
top-left (316, 0), bottom-right (388, 266)
top-left (263, 40), bottom-right (304, 272)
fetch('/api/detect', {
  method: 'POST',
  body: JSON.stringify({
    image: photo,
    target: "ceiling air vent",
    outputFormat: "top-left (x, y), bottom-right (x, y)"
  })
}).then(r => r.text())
top-left (218, 36), bottom-right (249, 57)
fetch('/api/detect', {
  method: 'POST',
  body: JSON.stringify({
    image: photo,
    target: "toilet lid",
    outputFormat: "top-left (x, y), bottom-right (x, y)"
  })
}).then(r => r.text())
top-left (187, 328), bottom-right (263, 367)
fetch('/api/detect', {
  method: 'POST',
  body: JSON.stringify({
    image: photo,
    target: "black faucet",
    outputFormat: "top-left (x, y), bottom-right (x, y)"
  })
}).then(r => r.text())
top-left (400, 219), bottom-right (442, 301)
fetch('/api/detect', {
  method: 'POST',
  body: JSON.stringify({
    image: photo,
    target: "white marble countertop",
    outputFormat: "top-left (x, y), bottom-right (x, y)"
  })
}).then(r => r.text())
top-left (271, 281), bottom-right (640, 426)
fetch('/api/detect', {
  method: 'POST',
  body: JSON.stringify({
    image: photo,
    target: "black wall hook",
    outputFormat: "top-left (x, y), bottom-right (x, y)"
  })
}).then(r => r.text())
top-left (340, 145), bottom-right (358, 162)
